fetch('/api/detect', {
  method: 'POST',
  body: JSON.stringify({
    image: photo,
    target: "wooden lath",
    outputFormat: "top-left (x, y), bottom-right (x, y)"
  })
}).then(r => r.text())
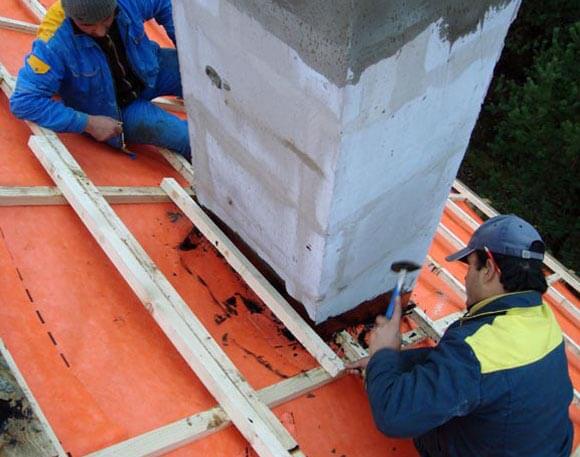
top-left (0, 16), bottom-right (38, 34)
top-left (161, 178), bottom-right (344, 377)
top-left (2, 60), bottom-right (304, 456)
top-left (0, 185), bottom-right (195, 206)
top-left (87, 367), bottom-right (336, 457)
top-left (1, 14), bottom-right (338, 376)
top-left (4, 5), bottom-right (577, 451)
top-left (28, 133), bottom-right (304, 457)
top-left (0, 56), bottom-right (334, 456)
top-left (425, 255), bottom-right (466, 300)
top-left (158, 148), bottom-right (195, 187)
top-left (19, 0), bottom-right (45, 21)
top-left (88, 316), bottom-right (454, 457)
top-left (152, 97), bottom-right (186, 113)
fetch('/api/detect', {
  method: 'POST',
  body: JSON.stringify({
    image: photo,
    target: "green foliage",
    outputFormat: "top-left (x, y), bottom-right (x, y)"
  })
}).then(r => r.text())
top-left (505, 0), bottom-right (579, 64)
top-left (460, 5), bottom-right (580, 272)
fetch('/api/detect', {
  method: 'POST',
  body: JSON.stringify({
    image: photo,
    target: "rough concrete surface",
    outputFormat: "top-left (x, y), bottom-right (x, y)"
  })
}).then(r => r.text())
top-left (227, 0), bottom-right (513, 86)
top-left (173, 0), bottom-right (521, 323)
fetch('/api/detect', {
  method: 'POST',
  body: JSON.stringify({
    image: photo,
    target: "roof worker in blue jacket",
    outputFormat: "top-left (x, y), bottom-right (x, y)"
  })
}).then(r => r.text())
top-left (348, 214), bottom-right (574, 456)
top-left (10, 0), bottom-right (191, 161)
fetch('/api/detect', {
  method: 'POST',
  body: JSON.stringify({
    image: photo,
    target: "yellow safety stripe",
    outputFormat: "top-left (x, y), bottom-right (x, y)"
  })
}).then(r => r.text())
top-left (37, 0), bottom-right (65, 43)
top-left (465, 303), bottom-right (563, 374)
top-left (465, 291), bottom-right (525, 318)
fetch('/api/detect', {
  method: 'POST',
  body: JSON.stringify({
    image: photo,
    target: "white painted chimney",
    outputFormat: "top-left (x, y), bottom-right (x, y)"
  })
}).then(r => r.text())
top-left (173, 0), bottom-right (521, 323)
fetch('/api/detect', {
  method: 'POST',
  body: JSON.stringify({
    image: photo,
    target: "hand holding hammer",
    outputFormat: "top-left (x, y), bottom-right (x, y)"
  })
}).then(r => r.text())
top-left (385, 260), bottom-right (420, 319)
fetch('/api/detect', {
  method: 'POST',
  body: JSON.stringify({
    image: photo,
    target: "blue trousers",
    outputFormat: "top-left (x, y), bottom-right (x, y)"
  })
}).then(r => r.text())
top-left (121, 48), bottom-right (191, 161)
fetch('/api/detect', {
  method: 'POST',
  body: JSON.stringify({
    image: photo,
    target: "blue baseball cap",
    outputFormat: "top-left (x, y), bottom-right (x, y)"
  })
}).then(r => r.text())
top-left (446, 214), bottom-right (545, 262)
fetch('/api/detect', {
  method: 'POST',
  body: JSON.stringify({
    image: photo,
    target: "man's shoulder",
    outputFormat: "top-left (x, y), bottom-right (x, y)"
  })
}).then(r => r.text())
top-left (421, 325), bottom-right (482, 371)
top-left (462, 303), bottom-right (563, 375)
top-left (37, 1), bottom-right (70, 45)
top-left (442, 317), bottom-right (486, 342)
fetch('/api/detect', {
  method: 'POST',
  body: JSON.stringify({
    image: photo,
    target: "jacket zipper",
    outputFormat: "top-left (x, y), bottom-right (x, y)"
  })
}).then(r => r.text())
top-left (104, 33), bottom-right (127, 149)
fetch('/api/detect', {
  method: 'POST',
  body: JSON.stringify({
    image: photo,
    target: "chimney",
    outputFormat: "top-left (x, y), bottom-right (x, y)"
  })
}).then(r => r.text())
top-left (172, 0), bottom-right (521, 324)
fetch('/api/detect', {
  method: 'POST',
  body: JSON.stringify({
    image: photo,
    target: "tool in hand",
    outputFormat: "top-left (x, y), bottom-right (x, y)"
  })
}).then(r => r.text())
top-left (385, 261), bottom-right (421, 320)
top-left (119, 122), bottom-right (136, 160)
top-left (120, 145), bottom-right (137, 160)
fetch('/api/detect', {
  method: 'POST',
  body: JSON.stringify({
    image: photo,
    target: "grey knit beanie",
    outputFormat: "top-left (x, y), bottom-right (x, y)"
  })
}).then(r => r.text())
top-left (62, 0), bottom-right (117, 24)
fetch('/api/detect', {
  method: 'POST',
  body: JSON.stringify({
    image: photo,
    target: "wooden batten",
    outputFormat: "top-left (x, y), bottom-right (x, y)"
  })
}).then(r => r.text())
top-left (0, 16), bottom-right (38, 34)
top-left (161, 177), bottom-right (345, 377)
top-left (19, 0), bottom-right (45, 20)
top-left (0, 186), bottom-right (195, 206)
top-left (27, 134), bottom-right (303, 457)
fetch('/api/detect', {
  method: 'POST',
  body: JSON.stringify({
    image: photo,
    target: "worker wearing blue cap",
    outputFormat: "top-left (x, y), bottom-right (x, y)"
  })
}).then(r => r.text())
top-left (348, 214), bottom-right (573, 456)
top-left (10, 0), bottom-right (191, 161)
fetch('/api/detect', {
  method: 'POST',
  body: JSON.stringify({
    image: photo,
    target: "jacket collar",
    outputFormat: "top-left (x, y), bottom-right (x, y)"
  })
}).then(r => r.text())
top-left (462, 290), bottom-right (542, 323)
top-left (66, 18), bottom-right (99, 48)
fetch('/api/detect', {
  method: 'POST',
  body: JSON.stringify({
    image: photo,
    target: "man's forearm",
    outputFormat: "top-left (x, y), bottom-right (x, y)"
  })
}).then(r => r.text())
top-left (10, 91), bottom-right (88, 133)
top-left (399, 347), bottom-right (432, 371)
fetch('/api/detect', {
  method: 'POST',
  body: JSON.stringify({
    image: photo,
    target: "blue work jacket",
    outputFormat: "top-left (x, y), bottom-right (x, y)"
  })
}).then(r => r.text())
top-left (366, 291), bottom-right (573, 456)
top-left (10, 0), bottom-right (176, 148)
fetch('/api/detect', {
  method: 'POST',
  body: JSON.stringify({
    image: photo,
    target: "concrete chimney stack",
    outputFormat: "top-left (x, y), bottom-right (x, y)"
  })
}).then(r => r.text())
top-left (172, 0), bottom-right (521, 324)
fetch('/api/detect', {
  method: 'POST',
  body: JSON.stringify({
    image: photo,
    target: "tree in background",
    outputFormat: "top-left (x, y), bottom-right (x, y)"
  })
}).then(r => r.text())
top-left (460, 0), bottom-right (580, 272)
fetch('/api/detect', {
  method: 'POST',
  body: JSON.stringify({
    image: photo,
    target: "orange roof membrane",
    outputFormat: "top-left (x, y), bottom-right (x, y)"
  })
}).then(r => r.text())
top-left (0, 1), bottom-right (578, 455)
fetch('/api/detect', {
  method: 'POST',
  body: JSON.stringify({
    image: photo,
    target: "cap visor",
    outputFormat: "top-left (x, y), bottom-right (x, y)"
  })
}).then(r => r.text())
top-left (445, 247), bottom-right (474, 262)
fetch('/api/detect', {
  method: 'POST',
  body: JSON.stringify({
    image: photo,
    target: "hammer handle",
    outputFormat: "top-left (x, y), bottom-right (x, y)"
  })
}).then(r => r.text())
top-left (386, 270), bottom-right (407, 319)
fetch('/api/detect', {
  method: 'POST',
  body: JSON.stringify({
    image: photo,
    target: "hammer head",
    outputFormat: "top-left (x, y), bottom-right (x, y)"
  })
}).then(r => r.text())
top-left (391, 260), bottom-right (421, 273)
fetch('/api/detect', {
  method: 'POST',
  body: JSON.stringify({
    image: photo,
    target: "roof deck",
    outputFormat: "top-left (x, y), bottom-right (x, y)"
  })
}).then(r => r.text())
top-left (0, 1), bottom-right (578, 455)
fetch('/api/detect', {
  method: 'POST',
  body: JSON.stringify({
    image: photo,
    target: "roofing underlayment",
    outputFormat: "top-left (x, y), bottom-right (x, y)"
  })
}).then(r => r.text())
top-left (0, 1), bottom-right (579, 456)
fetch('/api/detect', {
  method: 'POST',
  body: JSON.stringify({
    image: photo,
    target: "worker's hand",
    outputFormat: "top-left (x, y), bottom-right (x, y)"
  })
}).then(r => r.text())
top-left (345, 357), bottom-right (369, 377)
top-left (345, 297), bottom-right (402, 377)
top-left (85, 115), bottom-right (123, 142)
top-left (368, 296), bottom-right (402, 357)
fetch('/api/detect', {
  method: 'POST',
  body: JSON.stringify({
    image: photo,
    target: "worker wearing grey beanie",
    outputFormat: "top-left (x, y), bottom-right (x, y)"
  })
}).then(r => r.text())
top-left (11, 0), bottom-right (192, 161)
top-left (61, 0), bottom-right (117, 24)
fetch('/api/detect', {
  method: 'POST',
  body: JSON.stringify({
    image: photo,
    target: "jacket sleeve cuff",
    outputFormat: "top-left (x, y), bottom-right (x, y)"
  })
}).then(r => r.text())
top-left (71, 111), bottom-right (89, 133)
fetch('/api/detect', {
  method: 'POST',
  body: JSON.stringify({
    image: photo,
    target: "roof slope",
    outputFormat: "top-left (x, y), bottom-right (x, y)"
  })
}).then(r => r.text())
top-left (0, 1), bottom-right (578, 456)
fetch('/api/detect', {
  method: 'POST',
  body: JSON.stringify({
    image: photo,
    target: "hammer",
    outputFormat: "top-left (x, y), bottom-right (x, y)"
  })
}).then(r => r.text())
top-left (385, 261), bottom-right (421, 319)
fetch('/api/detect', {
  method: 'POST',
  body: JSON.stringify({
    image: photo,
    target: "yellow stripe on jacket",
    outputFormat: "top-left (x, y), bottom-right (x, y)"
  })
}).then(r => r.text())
top-left (465, 304), bottom-right (563, 374)
top-left (38, 0), bottom-right (65, 43)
